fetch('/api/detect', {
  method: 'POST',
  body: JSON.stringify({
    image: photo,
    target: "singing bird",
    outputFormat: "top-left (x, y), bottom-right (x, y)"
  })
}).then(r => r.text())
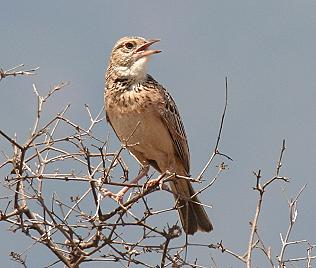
top-left (104, 36), bottom-right (213, 234)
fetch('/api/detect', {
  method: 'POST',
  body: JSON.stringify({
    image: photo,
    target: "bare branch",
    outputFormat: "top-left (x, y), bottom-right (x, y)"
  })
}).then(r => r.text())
top-left (0, 64), bottom-right (39, 81)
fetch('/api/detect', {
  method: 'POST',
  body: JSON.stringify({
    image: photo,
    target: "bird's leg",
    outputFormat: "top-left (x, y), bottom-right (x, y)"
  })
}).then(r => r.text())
top-left (103, 165), bottom-right (150, 203)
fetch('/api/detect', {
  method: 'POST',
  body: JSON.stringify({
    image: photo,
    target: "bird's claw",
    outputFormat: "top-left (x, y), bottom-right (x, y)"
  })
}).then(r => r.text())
top-left (144, 178), bottom-right (160, 189)
top-left (144, 175), bottom-right (168, 191)
top-left (101, 189), bottom-right (124, 203)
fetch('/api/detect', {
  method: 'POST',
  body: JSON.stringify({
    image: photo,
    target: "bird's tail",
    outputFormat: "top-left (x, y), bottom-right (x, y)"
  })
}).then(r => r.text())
top-left (169, 176), bottom-right (213, 235)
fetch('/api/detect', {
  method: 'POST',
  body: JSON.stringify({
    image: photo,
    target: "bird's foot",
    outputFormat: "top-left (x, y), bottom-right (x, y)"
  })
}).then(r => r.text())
top-left (144, 178), bottom-right (160, 189)
top-left (101, 188), bottom-right (125, 203)
top-left (144, 174), bottom-right (168, 191)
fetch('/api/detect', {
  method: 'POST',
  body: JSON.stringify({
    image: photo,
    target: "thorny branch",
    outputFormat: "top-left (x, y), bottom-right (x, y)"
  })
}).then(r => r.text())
top-left (212, 139), bottom-right (315, 268)
top-left (0, 64), bottom-right (39, 81)
top-left (1, 72), bottom-right (314, 268)
top-left (277, 184), bottom-right (307, 267)
top-left (0, 73), bottom-right (230, 267)
top-left (246, 140), bottom-right (289, 268)
top-left (197, 76), bottom-right (232, 182)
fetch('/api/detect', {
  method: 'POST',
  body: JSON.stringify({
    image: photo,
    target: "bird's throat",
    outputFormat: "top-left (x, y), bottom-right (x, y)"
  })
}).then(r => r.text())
top-left (115, 57), bottom-right (148, 83)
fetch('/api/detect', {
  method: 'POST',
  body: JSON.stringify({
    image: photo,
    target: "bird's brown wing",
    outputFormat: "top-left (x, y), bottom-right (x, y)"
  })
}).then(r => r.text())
top-left (150, 78), bottom-right (190, 175)
top-left (148, 79), bottom-right (213, 234)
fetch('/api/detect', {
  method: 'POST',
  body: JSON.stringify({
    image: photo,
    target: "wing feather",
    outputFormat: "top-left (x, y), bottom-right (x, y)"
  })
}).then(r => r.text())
top-left (147, 75), bottom-right (190, 175)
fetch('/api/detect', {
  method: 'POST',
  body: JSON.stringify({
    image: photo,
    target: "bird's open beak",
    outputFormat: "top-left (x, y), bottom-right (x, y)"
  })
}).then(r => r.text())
top-left (135, 39), bottom-right (161, 58)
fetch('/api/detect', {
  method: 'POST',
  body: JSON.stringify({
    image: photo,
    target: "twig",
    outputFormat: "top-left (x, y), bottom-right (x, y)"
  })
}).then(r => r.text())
top-left (197, 76), bottom-right (231, 181)
top-left (277, 184), bottom-right (307, 267)
top-left (0, 64), bottom-right (39, 81)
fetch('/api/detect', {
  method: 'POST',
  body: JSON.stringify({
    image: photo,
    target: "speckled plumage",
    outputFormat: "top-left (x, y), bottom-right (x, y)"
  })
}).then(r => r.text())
top-left (104, 36), bottom-right (213, 234)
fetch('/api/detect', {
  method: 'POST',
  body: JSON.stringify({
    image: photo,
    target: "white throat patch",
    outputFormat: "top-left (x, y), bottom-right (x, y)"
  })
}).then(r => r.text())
top-left (116, 57), bottom-right (148, 82)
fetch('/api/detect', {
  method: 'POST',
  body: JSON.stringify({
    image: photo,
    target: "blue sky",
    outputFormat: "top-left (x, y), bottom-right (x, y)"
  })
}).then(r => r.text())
top-left (1, 1), bottom-right (316, 267)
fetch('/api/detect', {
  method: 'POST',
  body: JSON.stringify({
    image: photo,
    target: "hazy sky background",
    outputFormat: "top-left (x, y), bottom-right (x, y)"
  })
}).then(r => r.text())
top-left (1, 1), bottom-right (316, 267)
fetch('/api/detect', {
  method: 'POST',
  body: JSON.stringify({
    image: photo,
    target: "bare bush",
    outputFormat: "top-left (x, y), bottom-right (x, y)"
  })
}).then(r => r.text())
top-left (0, 66), bottom-right (314, 267)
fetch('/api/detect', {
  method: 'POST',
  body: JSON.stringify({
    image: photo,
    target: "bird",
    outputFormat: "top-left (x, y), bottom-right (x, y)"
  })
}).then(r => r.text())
top-left (104, 36), bottom-right (213, 235)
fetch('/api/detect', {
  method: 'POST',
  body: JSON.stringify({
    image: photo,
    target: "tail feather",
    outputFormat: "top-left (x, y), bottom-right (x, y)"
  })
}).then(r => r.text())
top-left (169, 178), bottom-right (213, 235)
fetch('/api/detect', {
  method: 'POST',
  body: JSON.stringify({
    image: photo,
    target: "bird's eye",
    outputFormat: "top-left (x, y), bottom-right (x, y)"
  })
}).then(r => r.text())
top-left (125, 42), bottom-right (134, 49)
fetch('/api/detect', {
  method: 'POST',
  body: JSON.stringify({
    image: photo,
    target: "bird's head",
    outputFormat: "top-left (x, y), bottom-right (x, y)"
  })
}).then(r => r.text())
top-left (107, 36), bottom-right (161, 81)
